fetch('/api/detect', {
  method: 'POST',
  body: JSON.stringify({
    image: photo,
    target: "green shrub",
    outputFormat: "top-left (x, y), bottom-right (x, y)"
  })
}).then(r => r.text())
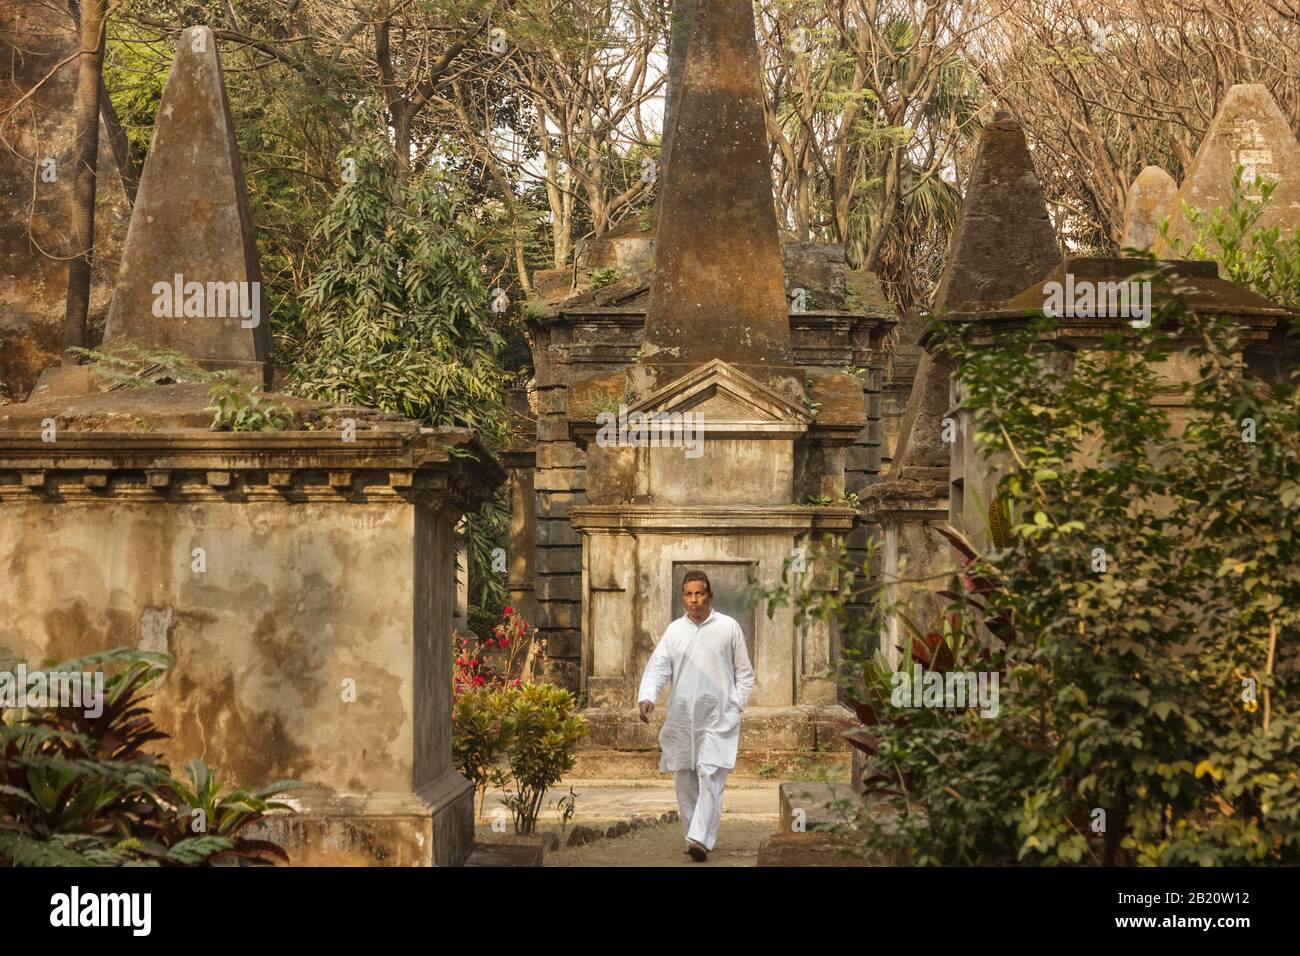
top-left (452, 684), bottom-right (587, 835)
top-left (451, 687), bottom-right (513, 821)
top-left (590, 267), bottom-right (619, 288)
top-left (500, 683), bottom-right (587, 835)
top-left (755, 182), bottom-right (1300, 865)
top-left (206, 382), bottom-right (297, 432)
top-left (0, 649), bottom-right (297, 866)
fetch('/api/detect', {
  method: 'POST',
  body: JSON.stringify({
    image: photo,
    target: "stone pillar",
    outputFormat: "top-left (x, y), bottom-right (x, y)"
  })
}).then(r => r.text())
top-left (503, 446), bottom-right (538, 628)
top-left (452, 516), bottom-right (470, 634)
top-left (861, 482), bottom-right (950, 666)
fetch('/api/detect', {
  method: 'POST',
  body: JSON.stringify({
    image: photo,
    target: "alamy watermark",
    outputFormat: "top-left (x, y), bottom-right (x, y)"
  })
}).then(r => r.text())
top-left (151, 274), bottom-right (261, 328)
top-left (891, 663), bottom-right (999, 718)
top-left (595, 405), bottom-right (705, 459)
top-left (0, 664), bottom-right (105, 719)
top-left (1043, 273), bottom-right (1151, 328)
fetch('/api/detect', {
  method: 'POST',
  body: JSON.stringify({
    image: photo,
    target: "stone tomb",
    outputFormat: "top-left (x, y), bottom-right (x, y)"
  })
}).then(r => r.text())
top-left (0, 26), bottom-right (504, 865)
top-left (536, 0), bottom-right (884, 774)
top-left (936, 256), bottom-right (1296, 533)
top-left (864, 111), bottom-right (1061, 665)
top-left (0, 391), bottom-right (502, 865)
top-left (1156, 83), bottom-right (1300, 254)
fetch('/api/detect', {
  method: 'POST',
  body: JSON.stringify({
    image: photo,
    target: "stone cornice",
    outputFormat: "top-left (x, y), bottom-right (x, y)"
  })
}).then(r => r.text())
top-left (861, 479), bottom-right (949, 522)
top-left (0, 427), bottom-right (504, 510)
top-left (569, 504), bottom-right (858, 533)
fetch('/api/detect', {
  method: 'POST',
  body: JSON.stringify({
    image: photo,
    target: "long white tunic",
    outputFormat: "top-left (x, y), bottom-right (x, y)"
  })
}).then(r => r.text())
top-left (636, 610), bottom-right (756, 772)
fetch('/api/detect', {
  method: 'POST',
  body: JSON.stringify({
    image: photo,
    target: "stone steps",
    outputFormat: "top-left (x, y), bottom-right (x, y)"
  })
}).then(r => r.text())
top-left (570, 748), bottom-right (849, 779)
top-left (571, 704), bottom-right (856, 778)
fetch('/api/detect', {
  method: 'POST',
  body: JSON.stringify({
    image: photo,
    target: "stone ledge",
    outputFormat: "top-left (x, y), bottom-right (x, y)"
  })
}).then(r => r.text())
top-left (0, 469), bottom-right (454, 504)
top-left (756, 830), bottom-right (865, 867)
top-left (570, 749), bottom-right (851, 779)
top-left (0, 427), bottom-right (503, 511)
top-left (570, 504), bottom-right (858, 532)
top-left (580, 704), bottom-right (856, 745)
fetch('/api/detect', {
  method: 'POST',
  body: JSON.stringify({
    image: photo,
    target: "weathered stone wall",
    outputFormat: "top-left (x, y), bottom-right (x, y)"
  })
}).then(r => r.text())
top-left (0, 497), bottom-right (422, 792)
top-left (0, 2), bottom-right (129, 400)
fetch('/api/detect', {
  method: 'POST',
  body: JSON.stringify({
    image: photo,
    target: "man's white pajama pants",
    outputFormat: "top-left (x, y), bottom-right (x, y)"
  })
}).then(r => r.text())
top-left (674, 764), bottom-right (731, 850)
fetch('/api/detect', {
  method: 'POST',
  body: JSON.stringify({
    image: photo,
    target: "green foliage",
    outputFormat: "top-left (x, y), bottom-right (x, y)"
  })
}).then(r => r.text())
top-left (757, 180), bottom-right (1300, 865)
top-left (0, 649), bottom-right (296, 866)
top-left (581, 388), bottom-right (634, 419)
top-left (589, 267), bottom-right (619, 288)
top-left (1159, 164), bottom-right (1300, 309)
top-left (287, 103), bottom-right (509, 444)
top-left (499, 683), bottom-right (588, 835)
top-left (832, 279), bottom-right (1298, 865)
top-left (206, 382), bottom-right (296, 432)
top-left (285, 105), bottom-right (513, 612)
top-left (463, 496), bottom-right (511, 613)
top-left (452, 687), bottom-right (513, 820)
top-left (804, 491), bottom-right (860, 510)
top-left (70, 343), bottom-right (229, 389)
top-left (452, 681), bottom-right (587, 835)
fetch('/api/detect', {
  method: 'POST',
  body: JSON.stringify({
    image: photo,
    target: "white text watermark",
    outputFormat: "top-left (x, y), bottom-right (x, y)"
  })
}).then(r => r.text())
top-left (0, 665), bottom-right (104, 719)
top-left (890, 664), bottom-right (999, 718)
top-left (595, 405), bottom-right (705, 459)
top-left (151, 274), bottom-right (261, 328)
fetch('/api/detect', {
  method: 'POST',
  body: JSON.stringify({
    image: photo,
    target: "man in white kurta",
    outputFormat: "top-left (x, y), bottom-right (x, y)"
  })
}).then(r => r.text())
top-left (637, 572), bottom-right (755, 861)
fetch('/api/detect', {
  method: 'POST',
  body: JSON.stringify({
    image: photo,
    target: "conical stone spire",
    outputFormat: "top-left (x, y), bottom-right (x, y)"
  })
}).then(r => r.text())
top-left (102, 26), bottom-right (269, 386)
top-left (638, 0), bottom-right (797, 395)
top-left (1157, 83), bottom-right (1300, 255)
top-left (891, 111), bottom-right (1061, 475)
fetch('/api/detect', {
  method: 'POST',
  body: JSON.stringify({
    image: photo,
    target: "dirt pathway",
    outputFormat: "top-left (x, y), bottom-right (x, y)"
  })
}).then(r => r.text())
top-left (475, 777), bottom-right (782, 867)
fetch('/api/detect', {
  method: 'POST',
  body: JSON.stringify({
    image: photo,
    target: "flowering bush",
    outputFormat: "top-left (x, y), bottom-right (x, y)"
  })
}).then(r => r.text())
top-left (452, 606), bottom-right (547, 703)
top-left (452, 606), bottom-right (571, 825)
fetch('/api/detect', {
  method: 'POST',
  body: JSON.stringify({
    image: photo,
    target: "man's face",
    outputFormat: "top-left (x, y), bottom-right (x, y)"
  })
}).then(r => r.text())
top-left (683, 580), bottom-right (711, 622)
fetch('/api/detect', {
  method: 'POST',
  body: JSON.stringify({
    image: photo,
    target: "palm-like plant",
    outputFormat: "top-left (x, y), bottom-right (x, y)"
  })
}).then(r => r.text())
top-left (0, 649), bottom-right (296, 866)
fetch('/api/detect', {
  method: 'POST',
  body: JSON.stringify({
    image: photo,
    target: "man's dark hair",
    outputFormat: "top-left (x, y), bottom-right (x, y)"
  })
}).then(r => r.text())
top-left (681, 570), bottom-right (712, 594)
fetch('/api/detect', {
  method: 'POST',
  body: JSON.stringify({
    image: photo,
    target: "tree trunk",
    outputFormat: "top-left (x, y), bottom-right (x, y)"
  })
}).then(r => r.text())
top-left (99, 74), bottom-right (140, 205)
top-left (63, 0), bottom-right (106, 354)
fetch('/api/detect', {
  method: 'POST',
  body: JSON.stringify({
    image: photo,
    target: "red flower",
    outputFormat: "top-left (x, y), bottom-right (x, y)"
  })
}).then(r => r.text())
top-left (511, 678), bottom-right (521, 686)
top-left (471, 659), bottom-right (480, 668)
top-left (473, 675), bottom-right (486, 687)
top-left (486, 638), bottom-right (496, 647)
top-left (503, 606), bottom-right (514, 617)
top-left (461, 638), bottom-right (469, 647)
top-left (499, 637), bottom-right (510, 647)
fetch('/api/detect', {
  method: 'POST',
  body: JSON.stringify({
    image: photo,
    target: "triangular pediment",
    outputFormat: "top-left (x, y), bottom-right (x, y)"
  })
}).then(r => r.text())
top-left (627, 359), bottom-right (810, 429)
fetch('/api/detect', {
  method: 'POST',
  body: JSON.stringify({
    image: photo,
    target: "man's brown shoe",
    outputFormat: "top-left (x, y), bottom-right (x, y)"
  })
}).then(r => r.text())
top-left (687, 840), bottom-right (708, 862)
